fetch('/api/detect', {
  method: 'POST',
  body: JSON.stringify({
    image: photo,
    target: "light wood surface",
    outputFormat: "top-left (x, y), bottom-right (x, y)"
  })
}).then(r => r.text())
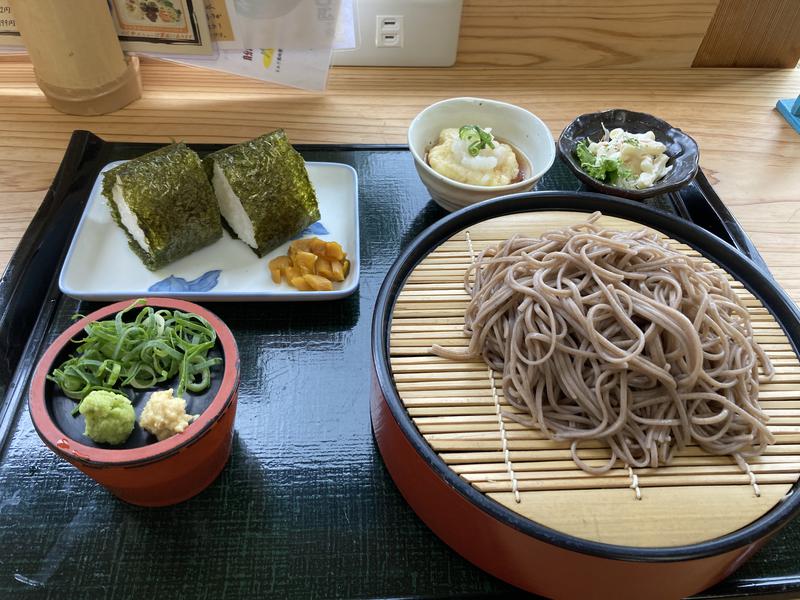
top-left (457, 0), bottom-right (720, 68)
top-left (694, 0), bottom-right (800, 67)
top-left (389, 211), bottom-right (800, 547)
top-left (458, 0), bottom-right (800, 69)
top-left (0, 57), bottom-right (799, 302)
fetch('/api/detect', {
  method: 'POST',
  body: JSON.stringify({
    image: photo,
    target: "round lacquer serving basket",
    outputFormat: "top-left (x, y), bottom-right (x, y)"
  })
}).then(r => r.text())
top-left (29, 298), bottom-right (240, 507)
top-left (371, 192), bottom-right (800, 600)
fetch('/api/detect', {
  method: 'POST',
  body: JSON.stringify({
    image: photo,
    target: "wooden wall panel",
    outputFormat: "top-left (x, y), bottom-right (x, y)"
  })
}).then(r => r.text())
top-left (693, 0), bottom-right (800, 67)
top-left (456, 0), bottom-right (720, 68)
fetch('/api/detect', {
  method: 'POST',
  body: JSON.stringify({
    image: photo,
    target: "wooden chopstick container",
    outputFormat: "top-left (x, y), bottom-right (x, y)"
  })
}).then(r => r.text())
top-left (10, 0), bottom-right (141, 116)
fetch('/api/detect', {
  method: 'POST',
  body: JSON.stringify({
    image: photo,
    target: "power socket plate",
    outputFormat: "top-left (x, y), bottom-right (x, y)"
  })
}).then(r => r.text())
top-left (333, 0), bottom-right (462, 67)
top-left (376, 14), bottom-right (403, 47)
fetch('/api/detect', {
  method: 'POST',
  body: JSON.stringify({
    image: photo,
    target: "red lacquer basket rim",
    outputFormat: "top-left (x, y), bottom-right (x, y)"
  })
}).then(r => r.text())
top-left (29, 297), bottom-right (240, 467)
top-left (371, 191), bottom-right (800, 564)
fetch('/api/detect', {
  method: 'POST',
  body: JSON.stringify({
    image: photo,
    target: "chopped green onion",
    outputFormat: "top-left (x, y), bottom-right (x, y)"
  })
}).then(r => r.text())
top-left (458, 125), bottom-right (495, 157)
top-left (48, 299), bottom-right (223, 411)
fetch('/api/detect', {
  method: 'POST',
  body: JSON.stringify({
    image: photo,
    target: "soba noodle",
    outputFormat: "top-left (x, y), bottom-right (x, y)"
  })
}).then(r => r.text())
top-left (432, 213), bottom-right (775, 474)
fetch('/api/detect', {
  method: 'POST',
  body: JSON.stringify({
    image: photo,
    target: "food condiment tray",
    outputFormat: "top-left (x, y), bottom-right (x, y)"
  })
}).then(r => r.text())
top-left (0, 131), bottom-right (796, 599)
top-left (59, 160), bottom-right (359, 301)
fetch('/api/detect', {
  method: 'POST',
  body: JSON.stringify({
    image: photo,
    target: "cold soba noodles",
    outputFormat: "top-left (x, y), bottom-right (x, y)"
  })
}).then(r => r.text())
top-left (433, 213), bottom-right (774, 474)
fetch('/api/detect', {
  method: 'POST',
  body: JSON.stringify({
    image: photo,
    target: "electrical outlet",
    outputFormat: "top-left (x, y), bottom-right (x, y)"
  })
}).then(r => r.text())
top-left (333, 0), bottom-right (462, 67)
top-left (377, 15), bottom-right (402, 33)
top-left (377, 32), bottom-right (402, 48)
top-left (376, 15), bottom-right (403, 47)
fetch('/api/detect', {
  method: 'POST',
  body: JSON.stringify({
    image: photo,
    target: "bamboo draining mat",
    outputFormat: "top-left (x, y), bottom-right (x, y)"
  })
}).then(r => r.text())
top-left (389, 212), bottom-right (800, 548)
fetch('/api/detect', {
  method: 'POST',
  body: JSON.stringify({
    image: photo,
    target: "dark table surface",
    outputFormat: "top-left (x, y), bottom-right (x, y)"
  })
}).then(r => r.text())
top-left (0, 140), bottom-right (799, 599)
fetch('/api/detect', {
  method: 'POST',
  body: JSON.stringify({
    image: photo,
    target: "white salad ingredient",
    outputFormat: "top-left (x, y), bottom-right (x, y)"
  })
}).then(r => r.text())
top-left (427, 127), bottom-right (519, 187)
top-left (139, 388), bottom-right (198, 442)
top-left (587, 128), bottom-right (672, 189)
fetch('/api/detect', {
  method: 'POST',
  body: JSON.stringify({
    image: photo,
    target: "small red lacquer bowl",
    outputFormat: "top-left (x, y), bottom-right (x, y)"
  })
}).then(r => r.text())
top-left (29, 298), bottom-right (240, 507)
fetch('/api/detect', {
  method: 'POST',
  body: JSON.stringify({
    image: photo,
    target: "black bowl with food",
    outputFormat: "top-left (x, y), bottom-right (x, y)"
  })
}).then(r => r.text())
top-left (558, 109), bottom-right (699, 201)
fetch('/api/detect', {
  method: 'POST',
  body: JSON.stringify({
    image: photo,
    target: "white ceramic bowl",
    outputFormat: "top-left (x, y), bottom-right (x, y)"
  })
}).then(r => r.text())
top-left (408, 97), bottom-right (556, 212)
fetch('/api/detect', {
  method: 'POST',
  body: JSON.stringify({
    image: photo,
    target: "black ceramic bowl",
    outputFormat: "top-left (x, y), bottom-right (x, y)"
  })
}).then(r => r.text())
top-left (558, 109), bottom-right (700, 201)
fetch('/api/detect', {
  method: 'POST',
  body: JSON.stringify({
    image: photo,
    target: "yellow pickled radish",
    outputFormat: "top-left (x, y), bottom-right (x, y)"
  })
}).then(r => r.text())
top-left (269, 237), bottom-right (350, 290)
top-left (316, 257), bottom-right (334, 280)
top-left (294, 250), bottom-right (317, 273)
top-left (290, 276), bottom-right (312, 290)
top-left (310, 237), bottom-right (328, 256)
top-left (268, 255), bottom-right (292, 283)
top-left (285, 265), bottom-right (303, 281)
top-left (303, 274), bottom-right (333, 291)
top-left (289, 238), bottom-right (313, 256)
top-left (325, 241), bottom-right (346, 261)
top-left (330, 260), bottom-right (345, 282)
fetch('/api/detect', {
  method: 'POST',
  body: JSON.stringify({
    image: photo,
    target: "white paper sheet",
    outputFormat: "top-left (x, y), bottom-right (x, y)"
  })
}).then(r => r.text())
top-left (333, 0), bottom-right (356, 51)
top-left (205, 0), bottom-right (354, 51)
top-left (171, 47), bottom-right (334, 90)
top-left (152, 0), bottom-right (354, 91)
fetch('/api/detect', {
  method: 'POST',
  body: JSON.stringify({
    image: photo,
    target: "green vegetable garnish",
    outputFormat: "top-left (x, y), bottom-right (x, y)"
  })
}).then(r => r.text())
top-left (79, 390), bottom-right (135, 445)
top-left (458, 125), bottom-right (495, 157)
top-left (575, 139), bottom-right (632, 185)
top-left (624, 136), bottom-right (640, 147)
top-left (48, 299), bottom-right (223, 414)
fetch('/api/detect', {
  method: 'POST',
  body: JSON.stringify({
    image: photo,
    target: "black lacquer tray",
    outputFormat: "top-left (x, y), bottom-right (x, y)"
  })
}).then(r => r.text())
top-left (0, 131), bottom-right (797, 600)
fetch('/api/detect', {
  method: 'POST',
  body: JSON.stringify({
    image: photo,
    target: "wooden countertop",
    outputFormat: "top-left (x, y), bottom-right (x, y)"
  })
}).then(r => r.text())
top-left (2, 57), bottom-right (799, 299)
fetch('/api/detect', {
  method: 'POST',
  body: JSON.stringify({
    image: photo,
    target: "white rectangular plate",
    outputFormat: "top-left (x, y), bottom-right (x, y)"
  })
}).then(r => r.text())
top-left (60, 161), bottom-right (360, 301)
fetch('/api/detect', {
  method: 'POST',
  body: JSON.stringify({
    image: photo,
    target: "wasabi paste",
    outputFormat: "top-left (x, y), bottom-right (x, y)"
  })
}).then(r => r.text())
top-left (79, 390), bottom-right (136, 445)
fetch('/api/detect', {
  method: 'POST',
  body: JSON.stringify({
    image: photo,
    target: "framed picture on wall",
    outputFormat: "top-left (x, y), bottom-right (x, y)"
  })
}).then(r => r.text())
top-left (0, 0), bottom-right (213, 54)
top-left (110, 0), bottom-right (213, 54)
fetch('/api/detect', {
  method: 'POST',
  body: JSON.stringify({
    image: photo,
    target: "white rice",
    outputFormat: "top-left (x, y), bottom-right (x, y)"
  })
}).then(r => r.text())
top-left (212, 162), bottom-right (257, 249)
top-left (112, 175), bottom-right (150, 254)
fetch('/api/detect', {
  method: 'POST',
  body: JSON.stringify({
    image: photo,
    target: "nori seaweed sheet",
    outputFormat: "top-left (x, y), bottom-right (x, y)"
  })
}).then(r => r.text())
top-left (102, 143), bottom-right (222, 271)
top-left (204, 129), bottom-right (321, 257)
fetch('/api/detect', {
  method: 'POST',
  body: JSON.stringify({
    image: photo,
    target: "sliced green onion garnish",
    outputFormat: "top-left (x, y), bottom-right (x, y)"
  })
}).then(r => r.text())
top-left (48, 299), bottom-right (223, 409)
top-left (458, 125), bottom-right (495, 157)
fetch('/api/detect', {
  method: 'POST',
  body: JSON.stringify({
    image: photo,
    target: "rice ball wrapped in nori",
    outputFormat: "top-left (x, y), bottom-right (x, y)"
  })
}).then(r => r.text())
top-left (204, 129), bottom-right (321, 257)
top-left (102, 143), bottom-right (222, 271)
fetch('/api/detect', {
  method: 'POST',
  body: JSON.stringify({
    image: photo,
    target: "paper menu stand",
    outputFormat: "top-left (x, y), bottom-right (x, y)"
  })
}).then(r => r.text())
top-left (208, 0), bottom-right (351, 51)
top-left (165, 47), bottom-right (336, 91)
top-left (151, 0), bottom-right (355, 91)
